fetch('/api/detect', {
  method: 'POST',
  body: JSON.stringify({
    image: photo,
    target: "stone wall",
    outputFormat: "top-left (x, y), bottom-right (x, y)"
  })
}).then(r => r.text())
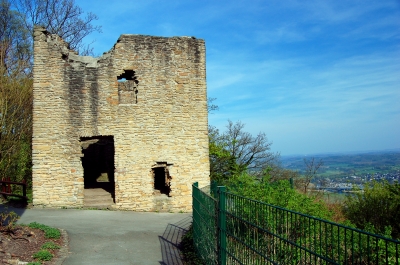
top-left (32, 26), bottom-right (210, 211)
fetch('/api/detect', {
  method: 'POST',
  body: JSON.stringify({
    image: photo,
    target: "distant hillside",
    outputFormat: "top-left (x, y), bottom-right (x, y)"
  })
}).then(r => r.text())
top-left (280, 150), bottom-right (400, 178)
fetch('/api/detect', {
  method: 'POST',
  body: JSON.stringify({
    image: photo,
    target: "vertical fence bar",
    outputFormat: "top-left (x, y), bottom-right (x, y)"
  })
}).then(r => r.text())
top-left (218, 186), bottom-right (227, 265)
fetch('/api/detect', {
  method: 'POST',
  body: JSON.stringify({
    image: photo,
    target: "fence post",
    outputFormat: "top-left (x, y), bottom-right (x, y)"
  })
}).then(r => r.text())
top-left (218, 186), bottom-right (227, 265)
top-left (290, 178), bottom-right (294, 189)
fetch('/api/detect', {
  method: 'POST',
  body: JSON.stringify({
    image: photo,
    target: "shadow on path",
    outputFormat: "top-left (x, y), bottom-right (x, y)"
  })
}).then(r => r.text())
top-left (159, 215), bottom-right (192, 265)
top-left (0, 203), bottom-right (27, 220)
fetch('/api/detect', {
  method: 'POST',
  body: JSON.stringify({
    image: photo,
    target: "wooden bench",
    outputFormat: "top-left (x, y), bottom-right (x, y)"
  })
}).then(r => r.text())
top-left (0, 177), bottom-right (28, 201)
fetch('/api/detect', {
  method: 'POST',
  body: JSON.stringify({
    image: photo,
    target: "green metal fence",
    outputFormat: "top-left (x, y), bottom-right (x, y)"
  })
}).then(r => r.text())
top-left (192, 182), bottom-right (400, 265)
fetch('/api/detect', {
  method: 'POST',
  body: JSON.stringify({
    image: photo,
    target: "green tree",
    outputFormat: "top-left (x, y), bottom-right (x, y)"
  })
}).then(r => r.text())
top-left (209, 125), bottom-right (234, 182)
top-left (0, 74), bottom-right (32, 182)
top-left (343, 181), bottom-right (400, 239)
top-left (224, 172), bottom-right (332, 219)
top-left (209, 120), bottom-right (278, 182)
top-left (0, 0), bottom-right (100, 185)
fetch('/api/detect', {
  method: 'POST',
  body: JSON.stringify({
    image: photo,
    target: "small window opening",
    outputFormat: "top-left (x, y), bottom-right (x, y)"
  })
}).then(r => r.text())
top-left (152, 162), bottom-right (173, 196)
top-left (117, 70), bottom-right (139, 104)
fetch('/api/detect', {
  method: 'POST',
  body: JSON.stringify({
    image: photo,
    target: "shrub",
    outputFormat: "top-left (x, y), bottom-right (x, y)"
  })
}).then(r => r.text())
top-left (343, 181), bottom-right (400, 239)
top-left (222, 173), bottom-right (333, 220)
top-left (32, 249), bottom-right (53, 261)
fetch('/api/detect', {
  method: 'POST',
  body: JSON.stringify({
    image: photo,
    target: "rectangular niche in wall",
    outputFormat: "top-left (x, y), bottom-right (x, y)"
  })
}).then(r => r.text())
top-left (117, 70), bottom-right (139, 104)
top-left (152, 162), bottom-right (173, 197)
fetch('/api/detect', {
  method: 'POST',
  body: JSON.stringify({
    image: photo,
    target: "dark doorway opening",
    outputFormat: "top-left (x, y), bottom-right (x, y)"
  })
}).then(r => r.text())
top-left (152, 162), bottom-right (172, 196)
top-left (80, 136), bottom-right (115, 202)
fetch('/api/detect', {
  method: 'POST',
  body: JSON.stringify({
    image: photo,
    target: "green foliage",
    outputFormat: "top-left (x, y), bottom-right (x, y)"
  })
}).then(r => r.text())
top-left (209, 121), bottom-right (278, 182)
top-left (216, 173), bottom-right (399, 263)
top-left (28, 222), bottom-right (61, 239)
top-left (194, 181), bottom-right (400, 265)
top-left (180, 225), bottom-right (205, 265)
top-left (41, 241), bottom-right (60, 250)
top-left (32, 249), bottom-right (53, 261)
top-left (1, 0), bottom-right (101, 191)
top-left (27, 262), bottom-right (41, 265)
top-left (14, 137), bottom-right (32, 185)
top-left (27, 222), bottom-right (47, 229)
top-left (0, 74), bottom-right (32, 183)
top-left (209, 125), bottom-right (237, 182)
top-left (344, 181), bottom-right (400, 239)
top-left (223, 172), bottom-right (333, 220)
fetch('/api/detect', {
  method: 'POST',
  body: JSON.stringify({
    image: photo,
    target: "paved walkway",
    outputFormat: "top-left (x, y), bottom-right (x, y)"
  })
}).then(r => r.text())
top-left (4, 206), bottom-right (191, 265)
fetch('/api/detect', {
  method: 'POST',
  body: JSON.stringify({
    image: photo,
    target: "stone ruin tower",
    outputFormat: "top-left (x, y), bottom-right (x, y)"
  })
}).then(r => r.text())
top-left (32, 26), bottom-right (210, 211)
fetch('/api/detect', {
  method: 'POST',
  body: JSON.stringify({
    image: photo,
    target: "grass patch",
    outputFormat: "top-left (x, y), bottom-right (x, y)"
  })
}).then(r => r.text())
top-left (41, 241), bottom-right (60, 250)
top-left (32, 249), bottom-right (53, 261)
top-left (28, 222), bottom-right (61, 239)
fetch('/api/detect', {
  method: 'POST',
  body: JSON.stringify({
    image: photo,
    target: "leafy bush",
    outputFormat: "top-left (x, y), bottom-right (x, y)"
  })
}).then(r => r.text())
top-left (32, 249), bottom-right (53, 261)
top-left (41, 241), bottom-right (60, 250)
top-left (204, 177), bottom-right (399, 264)
top-left (222, 172), bottom-right (333, 220)
top-left (28, 222), bottom-right (61, 239)
top-left (344, 181), bottom-right (400, 239)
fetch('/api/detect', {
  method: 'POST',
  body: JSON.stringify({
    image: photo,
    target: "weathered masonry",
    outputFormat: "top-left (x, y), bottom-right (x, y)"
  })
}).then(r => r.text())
top-left (32, 26), bottom-right (210, 211)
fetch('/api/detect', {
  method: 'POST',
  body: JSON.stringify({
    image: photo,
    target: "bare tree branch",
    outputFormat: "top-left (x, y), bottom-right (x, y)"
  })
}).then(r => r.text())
top-left (299, 157), bottom-right (323, 193)
top-left (209, 120), bottom-right (279, 181)
top-left (207, 97), bottom-right (219, 113)
top-left (11, 0), bottom-right (101, 56)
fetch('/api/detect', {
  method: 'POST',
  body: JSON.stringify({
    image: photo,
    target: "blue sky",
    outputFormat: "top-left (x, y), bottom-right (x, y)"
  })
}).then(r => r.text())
top-left (77, 0), bottom-right (400, 156)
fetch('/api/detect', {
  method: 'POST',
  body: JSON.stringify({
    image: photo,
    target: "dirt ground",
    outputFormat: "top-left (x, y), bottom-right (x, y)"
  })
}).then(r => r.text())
top-left (0, 200), bottom-right (68, 265)
top-left (0, 225), bottom-right (67, 264)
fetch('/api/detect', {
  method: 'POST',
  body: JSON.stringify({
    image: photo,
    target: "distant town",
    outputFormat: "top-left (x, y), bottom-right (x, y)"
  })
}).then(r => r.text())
top-left (281, 150), bottom-right (400, 192)
top-left (312, 172), bottom-right (400, 192)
